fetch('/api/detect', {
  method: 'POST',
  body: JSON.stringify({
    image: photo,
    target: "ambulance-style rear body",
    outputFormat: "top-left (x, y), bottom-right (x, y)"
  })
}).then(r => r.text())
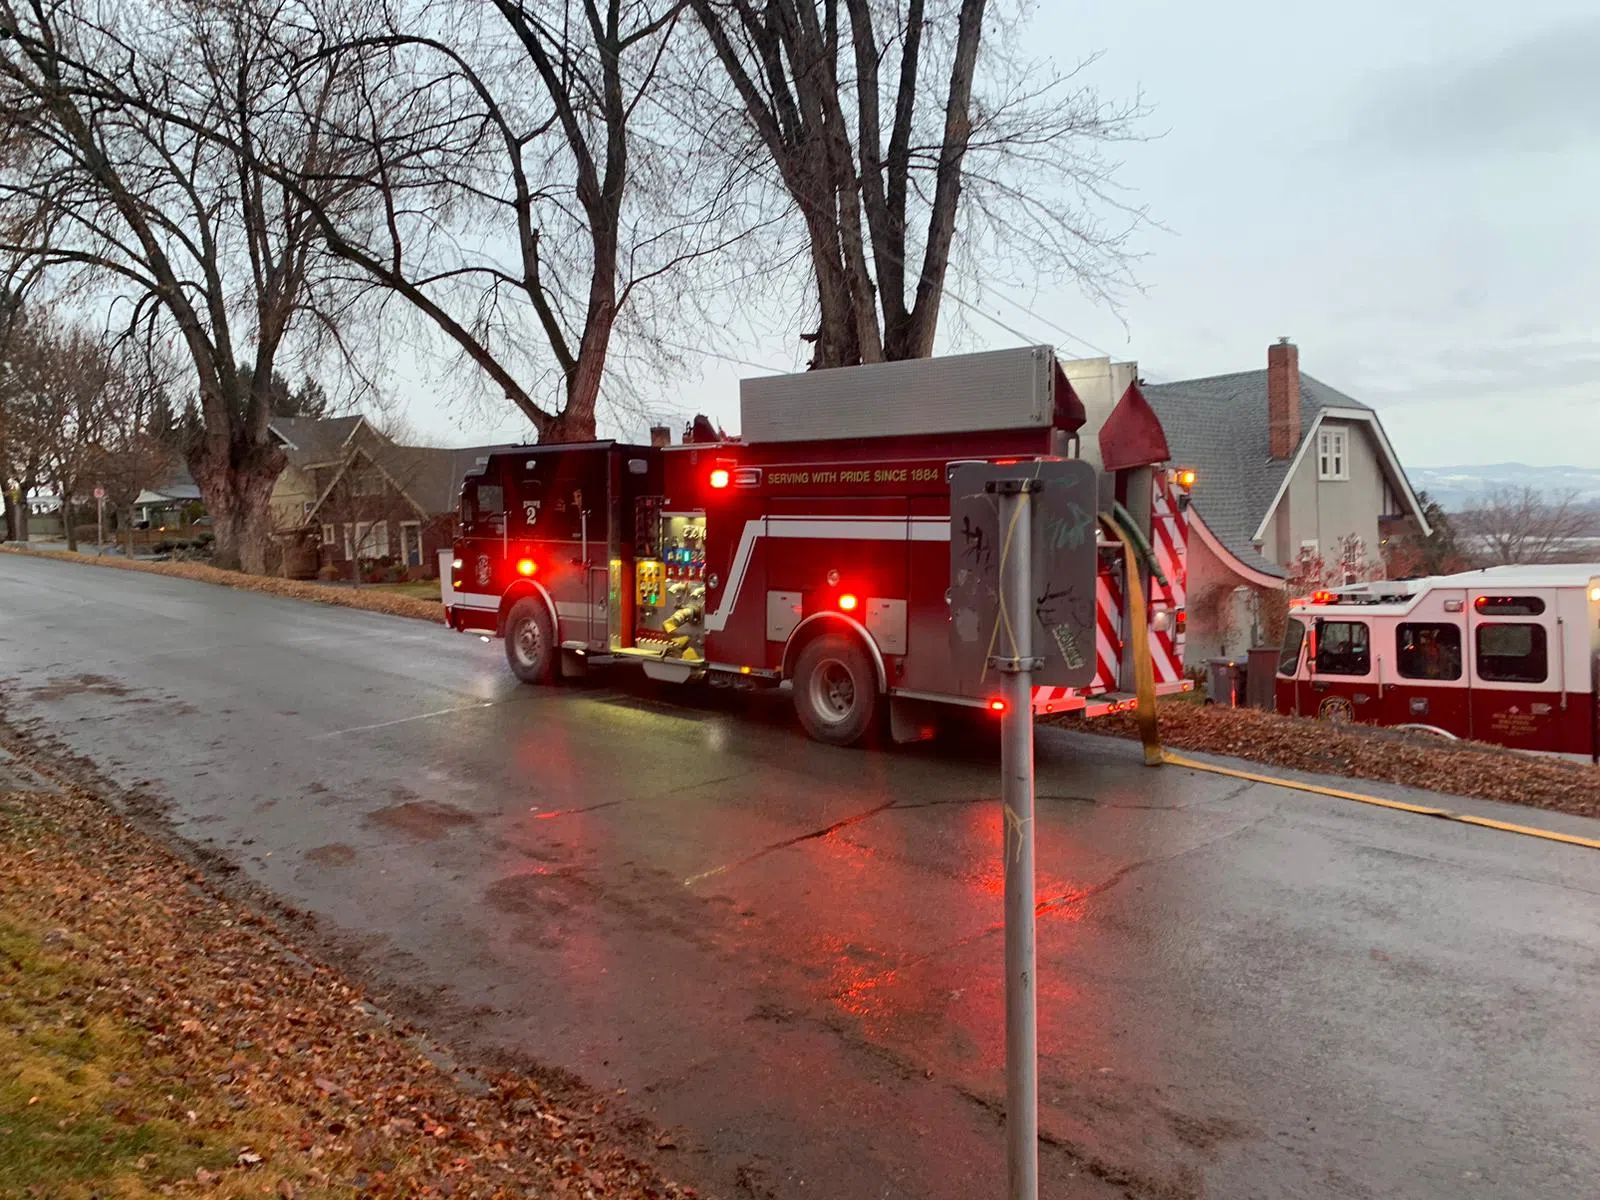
top-left (1277, 564), bottom-right (1600, 761)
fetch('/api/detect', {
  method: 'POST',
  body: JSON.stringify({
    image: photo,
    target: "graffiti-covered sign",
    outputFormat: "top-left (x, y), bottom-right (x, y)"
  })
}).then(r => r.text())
top-left (949, 460), bottom-right (1098, 691)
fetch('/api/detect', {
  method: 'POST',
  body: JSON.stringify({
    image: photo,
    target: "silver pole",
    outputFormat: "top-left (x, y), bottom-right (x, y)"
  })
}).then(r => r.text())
top-left (96, 494), bottom-right (104, 556)
top-left (997, 481), bottom-right (1038, 1200)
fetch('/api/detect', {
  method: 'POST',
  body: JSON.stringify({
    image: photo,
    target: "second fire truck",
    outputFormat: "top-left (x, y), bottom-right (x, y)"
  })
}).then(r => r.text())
top-left (444, 346), bottom-right (1192, 745)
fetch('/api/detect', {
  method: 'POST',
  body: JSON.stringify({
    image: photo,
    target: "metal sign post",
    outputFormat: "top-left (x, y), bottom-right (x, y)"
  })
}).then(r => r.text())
top-left (94, 486), bottom-right (106, 555)
top-left (949, 458), bottom-right (1096, 1200)
top-left (993, 477), bottom-right (1040, 1200)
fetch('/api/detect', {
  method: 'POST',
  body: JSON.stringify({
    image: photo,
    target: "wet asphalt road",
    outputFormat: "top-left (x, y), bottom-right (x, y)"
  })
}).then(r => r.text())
top-left (2, 553), bottom-right (1598, 1200)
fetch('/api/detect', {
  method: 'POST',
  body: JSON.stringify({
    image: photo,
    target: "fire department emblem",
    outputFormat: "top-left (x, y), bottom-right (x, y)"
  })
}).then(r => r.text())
top-left (475, 554), bottom-right (492, 587)
top-left (1317, 695), bottom-right (1354, 723)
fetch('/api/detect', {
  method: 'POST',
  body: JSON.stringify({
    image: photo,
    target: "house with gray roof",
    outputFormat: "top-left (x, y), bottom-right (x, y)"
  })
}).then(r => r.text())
top-left (267, 415), bottom-right (518, 579)
top-left (1145, 339), bottom-right (1429, 665)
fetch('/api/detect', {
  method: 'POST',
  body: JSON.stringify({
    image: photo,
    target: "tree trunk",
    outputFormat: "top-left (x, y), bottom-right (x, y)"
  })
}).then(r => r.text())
top-left (2, 491), bottom-right (16, 542)
top-left (64, 495), bottom-right (77, 552)
top-left (14, 489), bottom-right (31, 542)
top-left (190, 439), bottom-right (284, 573)
top-left (123, 506), bottom-right (135, 560)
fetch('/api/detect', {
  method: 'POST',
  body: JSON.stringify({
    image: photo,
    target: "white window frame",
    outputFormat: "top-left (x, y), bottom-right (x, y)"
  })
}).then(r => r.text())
top-left (399, 520), bottom-right (422, 568)
top-left (352, 520), bottom-right (389, 560)
top-left (1318, 428), bottom-right (1349, 481)
top-left (321, 523), bottom-right (335, 553)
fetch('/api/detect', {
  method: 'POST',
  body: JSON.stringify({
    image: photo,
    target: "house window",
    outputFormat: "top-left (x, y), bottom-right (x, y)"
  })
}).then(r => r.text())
top-left (1475, 624), bottom-right (1547, 684)
top-left (1397, 623), bottom-right (1462, 681)
top-left (1314, 619), bottom-right (1370, 676)
top-left (400, 521), bottom-right (422, 568)
top-left (321, 524), bottom-right (335, 553)
top-left (352, 520), bottom-right (390, 560)
top-left (1318, 428), bottom-right (1348, 481)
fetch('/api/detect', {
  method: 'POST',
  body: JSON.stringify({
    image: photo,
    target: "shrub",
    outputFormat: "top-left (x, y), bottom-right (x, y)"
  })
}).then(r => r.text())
top-left (316, 562), bottom-right (340, 582)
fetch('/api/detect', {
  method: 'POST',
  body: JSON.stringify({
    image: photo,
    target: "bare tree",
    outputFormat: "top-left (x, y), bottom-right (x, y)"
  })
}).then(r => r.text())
top-left (46, 325), bottom-right (115, 551)
top-left (688, 0), bottom-right (1147, 367)
top-left (0, 0), bottom-right (373, 571)
top-left (92, 340), bottom-right (181, 559)
top-left (1457, 486), bottom-right (1600, 566)
top-left (273, 0), bottom-right (747, 442)
top-left (0, 303), bottom-right (55, 542)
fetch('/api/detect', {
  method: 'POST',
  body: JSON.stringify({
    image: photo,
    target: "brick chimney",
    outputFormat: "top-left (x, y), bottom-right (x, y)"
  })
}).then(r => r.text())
top-left (649, 424), bottom-right (671, 448)
top-left (1267, 338), bottom-right (1301, 459)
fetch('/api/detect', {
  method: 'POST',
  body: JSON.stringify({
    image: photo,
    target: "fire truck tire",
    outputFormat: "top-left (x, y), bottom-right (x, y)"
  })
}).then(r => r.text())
top-left (504, 597), bottom-right (557, 685)
top-left (793, 634), bottom-right (880, 747)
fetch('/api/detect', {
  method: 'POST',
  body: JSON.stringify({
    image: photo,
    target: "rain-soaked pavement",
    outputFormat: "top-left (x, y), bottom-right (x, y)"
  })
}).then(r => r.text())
top-left (2, 552), bottom-right (1597, 1200)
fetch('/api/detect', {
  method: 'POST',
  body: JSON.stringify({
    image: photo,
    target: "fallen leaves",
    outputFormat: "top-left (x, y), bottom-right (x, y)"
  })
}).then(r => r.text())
top-left (1088, 703), bottom-right (1600, 818)
top-left (0, 783), bottom-right (702, 1199)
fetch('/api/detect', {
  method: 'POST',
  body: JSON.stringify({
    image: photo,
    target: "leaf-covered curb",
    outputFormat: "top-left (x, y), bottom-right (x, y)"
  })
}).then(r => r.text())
top-left (1086, 703), bottom-right (1600, 819)
top-left (0, 544), bottom-right (444, 624)
top-left (0, 772), bottom-right (701, 1199)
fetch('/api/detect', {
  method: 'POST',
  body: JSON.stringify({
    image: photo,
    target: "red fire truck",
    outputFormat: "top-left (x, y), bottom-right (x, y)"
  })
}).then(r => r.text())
top-left (1276, 564), bottom-right (1600, 761)
top-left (443, 346), bottom-right (1193, 745)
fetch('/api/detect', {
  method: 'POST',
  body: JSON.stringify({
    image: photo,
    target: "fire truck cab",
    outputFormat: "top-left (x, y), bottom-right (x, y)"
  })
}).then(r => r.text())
top-left (446, 346), bottom-right (1192, 745)
top-left (1276, 564), bottom-right (1600, 761)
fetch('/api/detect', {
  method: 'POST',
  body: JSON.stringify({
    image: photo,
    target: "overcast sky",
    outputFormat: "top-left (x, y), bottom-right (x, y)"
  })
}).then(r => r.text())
top-left (402, 0), bottom-right (1600, 469)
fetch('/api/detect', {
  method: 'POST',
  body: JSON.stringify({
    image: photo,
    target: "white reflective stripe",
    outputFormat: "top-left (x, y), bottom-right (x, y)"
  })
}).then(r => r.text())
top-left (704, 519), bottom-right (763, 633)
top-left (768, 517), bottom-right (908, 540)
top-left (910, 520), bottom-right (950, 541)
top-left (554, 601), bottom-right (598, 619)
top-left (451, 592), bottom-right (500, 611)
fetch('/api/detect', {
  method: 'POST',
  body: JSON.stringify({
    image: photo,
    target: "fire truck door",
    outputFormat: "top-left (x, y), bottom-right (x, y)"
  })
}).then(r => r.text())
top-left (1303, 615), bottom-right (1378, 723)
top-left (585, 560), bottom-right (609, 647)
top-left (1381, 613), bottom-right (1469, 737)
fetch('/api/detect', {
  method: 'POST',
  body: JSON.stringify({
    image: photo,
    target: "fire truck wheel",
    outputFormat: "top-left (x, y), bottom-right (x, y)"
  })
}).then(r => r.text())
top-left (504, 597), bottom-right (557, 684)
top-left (793, 634), bottom-right (879, 746)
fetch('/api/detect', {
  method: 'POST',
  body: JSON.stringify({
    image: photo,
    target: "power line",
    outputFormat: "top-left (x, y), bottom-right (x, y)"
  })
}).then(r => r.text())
top-left (971, 283), bottom-right (1114, 359)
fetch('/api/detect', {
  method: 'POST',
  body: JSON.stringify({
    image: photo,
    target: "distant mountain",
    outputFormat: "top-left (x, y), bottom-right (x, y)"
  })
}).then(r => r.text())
top-left (1407, 464), bottom-right (1600, 511)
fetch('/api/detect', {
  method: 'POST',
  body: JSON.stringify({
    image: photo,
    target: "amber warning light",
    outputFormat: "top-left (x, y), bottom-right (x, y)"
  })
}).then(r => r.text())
top-left (1176, 468), bottom-right (1197, 490)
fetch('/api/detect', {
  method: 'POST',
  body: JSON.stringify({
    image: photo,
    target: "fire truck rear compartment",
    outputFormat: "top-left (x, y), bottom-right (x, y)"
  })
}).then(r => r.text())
top-left (624, 511), bottom-right (708, 663)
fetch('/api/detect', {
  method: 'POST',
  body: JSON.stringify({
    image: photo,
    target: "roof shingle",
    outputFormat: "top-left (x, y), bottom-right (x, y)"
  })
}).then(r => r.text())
top-left (1144, 369), bottom-right (1373, 578)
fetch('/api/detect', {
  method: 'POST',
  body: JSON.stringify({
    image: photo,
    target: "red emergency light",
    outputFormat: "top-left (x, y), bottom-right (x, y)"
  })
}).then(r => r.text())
top-left (988, 698), bottom-right (1007, 713)
top-left (1310, 589), bottom-right (1336, 604)
top-left (837, 593), bottom-right (859, 612)
top-left (516, 558), bottom-right (537, 576)
top-left (709, 468), bottom-right (730, 489)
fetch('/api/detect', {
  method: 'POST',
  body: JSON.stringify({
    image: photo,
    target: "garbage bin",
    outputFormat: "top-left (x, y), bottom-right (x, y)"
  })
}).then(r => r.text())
top-left (1246, 646), bottom-right (1280, 710)
top-left (1207, 657), bottom-right (1243, 707)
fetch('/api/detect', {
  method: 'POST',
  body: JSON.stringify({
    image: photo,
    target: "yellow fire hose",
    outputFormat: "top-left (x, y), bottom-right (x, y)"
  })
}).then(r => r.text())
top-left (1102, 511), bottom-right (1163, 767)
